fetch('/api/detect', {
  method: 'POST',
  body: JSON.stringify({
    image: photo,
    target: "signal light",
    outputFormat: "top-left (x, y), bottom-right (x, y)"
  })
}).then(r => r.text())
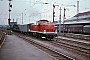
top-left (53, 12), bottom-right (55, 17)
top-left (53, 4), bottom-right (55, 8)
top-left (9, 3), bottom-right (12, 8)
top-left (9, 4), bottom-right (12, 8)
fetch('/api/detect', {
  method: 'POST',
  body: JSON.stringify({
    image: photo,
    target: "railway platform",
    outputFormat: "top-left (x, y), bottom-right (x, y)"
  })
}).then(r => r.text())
top-left (0, 35), bottom-right (54, 60)
top-left (57, 36), bottom-right (89, 44)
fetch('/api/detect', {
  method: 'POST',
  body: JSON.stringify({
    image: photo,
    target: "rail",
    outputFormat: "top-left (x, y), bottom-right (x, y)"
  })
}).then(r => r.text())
top-left (64, 33), bottom-right (90, 40)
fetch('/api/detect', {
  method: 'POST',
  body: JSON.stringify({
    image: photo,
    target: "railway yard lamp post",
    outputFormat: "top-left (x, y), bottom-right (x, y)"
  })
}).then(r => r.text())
top-left (62, 8), bottom-right (66, 35)
top-left (58, 7), bottom-right (62, 35)
top-left (77, 1), bottom-right (79, 20)
top-left (22, 9), bottom-right (26, 24)
top-left (29, 15), bottom-right (31, 23)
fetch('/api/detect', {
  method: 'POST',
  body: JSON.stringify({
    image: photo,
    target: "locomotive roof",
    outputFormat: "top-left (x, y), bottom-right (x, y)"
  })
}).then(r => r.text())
top-left (38, 20), bottom-right (49, 22)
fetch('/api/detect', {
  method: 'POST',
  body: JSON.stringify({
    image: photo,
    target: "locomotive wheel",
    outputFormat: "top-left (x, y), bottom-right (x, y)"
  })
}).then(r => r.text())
top-left (38, 34), bottom-right (41, 39)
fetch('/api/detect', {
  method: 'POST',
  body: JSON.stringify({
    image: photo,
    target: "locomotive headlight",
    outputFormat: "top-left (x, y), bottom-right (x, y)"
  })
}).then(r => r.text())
top-left (29, 29), bottom-right (30, 31)
top-left (11, 30), bottom-right (12, 32)
top-left (55, 29), bottom-right (57, 34)
top-left (43, 30), bottom-right (46, 34)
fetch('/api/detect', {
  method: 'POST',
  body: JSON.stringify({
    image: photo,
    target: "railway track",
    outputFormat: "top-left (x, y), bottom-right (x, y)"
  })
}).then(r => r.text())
top-left (13, 32), bottom-right (90, 60)
top-left (28, 39), bottom-right (76, 60)
top-left (54, 37), bottom-right (90, 55)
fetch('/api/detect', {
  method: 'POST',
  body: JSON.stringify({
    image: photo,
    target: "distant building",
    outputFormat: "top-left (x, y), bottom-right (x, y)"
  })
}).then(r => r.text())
top-left (0, 25), bottom-right (3, 29)
top-left (64, 11), bottom-right (90, 24)
top-left (10, 22), bottom-right (17, 28)
top-left (53, 21), bottom-right (58, 25)
top-left (0, 25), bottom-right (9, 29)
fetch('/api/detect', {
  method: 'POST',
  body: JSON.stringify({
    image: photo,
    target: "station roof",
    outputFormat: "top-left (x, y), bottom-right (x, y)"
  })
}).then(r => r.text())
top-left (64, 11), bottom-right (90, 25)
top-left (74, 11), bottom-right (90, 17)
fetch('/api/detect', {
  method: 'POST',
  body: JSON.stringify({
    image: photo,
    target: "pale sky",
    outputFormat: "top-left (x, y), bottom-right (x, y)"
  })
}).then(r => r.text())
top-left (0, 0), bottom-right (90, 25)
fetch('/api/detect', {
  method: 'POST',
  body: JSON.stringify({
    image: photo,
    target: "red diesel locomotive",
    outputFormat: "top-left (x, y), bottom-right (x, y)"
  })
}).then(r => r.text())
top-left (30, 20), bottom-right (57, 40)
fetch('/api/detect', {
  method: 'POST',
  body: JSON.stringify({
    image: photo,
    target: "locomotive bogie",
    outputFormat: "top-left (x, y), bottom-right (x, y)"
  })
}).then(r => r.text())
top-left (36, 32), bottom-right (56, 40)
